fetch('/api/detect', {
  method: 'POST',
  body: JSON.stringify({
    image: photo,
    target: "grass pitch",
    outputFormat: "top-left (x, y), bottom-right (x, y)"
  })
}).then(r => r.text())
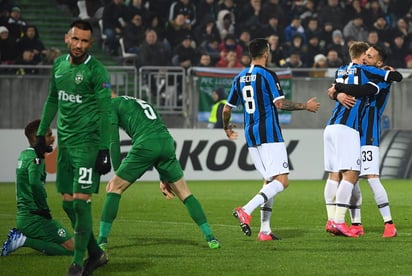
top-left (0, 179), bottom-right (411, 275)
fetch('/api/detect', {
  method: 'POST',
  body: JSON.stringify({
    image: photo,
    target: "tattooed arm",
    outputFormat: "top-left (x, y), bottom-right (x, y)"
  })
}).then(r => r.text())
top-left (275, 97), bottom-right (320, 113)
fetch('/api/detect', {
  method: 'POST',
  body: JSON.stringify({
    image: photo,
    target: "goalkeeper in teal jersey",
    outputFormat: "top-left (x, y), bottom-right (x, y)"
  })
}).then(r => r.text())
top-left (33, 20), bottom-right (111, 276)
top-left (97, 92), bottom-right (220, 250)
top-left (1, 120), bottom-right (74, 257)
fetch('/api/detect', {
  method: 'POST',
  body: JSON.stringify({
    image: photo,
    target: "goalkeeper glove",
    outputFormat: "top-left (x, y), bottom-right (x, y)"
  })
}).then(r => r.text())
top-left (95, 149), bottom-right (111, 175)
top-left (30, 209), bottom-right (52, 220)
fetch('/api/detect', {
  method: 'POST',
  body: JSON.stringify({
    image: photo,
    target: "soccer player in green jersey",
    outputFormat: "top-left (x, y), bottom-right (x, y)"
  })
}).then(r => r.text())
top-left (97, 92), bottom-right (221, 252)
top-left (1, 119), bottom-right (74, 257)
top-left (33, 20), bottom-right (112, 276)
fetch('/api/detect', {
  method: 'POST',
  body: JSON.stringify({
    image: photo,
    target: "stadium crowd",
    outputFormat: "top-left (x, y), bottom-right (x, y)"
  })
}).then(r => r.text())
top-left (1, 0), bottom-right (412, 71)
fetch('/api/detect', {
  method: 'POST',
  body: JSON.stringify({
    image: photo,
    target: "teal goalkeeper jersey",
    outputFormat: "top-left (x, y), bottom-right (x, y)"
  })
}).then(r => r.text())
top-left (38, 54), bottom-right (111, 149)
top-left (110, 96), bottom-right (171, 169)
top-left (15, 148), bottom-right (49, 216)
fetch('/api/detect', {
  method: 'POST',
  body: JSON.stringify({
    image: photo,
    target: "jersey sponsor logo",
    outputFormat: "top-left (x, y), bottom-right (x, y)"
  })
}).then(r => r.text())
top-left (58, 90), bottom-right (83, 103)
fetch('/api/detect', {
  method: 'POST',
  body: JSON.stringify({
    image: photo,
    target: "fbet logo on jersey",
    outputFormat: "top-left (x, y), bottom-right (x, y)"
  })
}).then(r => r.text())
top-left (58, 90), bottom-right (83, 103)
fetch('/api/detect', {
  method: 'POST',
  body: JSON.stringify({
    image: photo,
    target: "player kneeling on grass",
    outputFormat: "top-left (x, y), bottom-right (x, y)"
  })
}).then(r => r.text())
top-left (1, 119), bottom-right (74, 257)
top-left (97, 92), bottom-right (220, 252)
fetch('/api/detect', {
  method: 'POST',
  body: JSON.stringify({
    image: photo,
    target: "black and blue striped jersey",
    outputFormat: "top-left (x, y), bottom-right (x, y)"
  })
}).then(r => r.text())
top-left (360, 81), bottom-right (392, 146)
top-left (226, 64), bottom-right (284, 147)
top-left (327, 63), bottom-right (389, 131)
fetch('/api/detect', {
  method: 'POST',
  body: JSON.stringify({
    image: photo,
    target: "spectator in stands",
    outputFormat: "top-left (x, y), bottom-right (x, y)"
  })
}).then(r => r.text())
top-left (240, 52), bottom-right (251, 67)
top-left (260, 0), bottom-right (286, 30)
top-left (168, 0), bottom-right (196, 31)
top-left (147, 0), bottom-right (174, 24)
top-left (101, 0), bottom-right (128, 56)
top-left (318, 0), bottom-right (345, 30)
top-left (0, 25), bottom-right (18, 65)
top-left (319, 21), bottom-right (334, 49)
top-left (391, 17), bottom-right (411, 48)
top-left (236, 0), bottom-right (264, 36)
top-left (326, 48), bottom-right (342, 68)
top-left (344, 0), bottom-right (370, 27)
top-left (326, 29), bottom-right (348, 64)
top-left (267, 34), bottom-right (284, 67)
top-left (17, 25), bottom-right (47, 64)
top-left (366, 30), bottom-right (387, 50)
top-left (6, 6), bottom-right (26, 42)
top-left (215, 49), bottom-right (242, 68)
top-left (15, 49), bottom-right (39, 75)
top-left (305, 17), bottom-right (321, 42)
top-left (238, 30), bottom-right (251, 53)
top-left (282, 32), bottom-right (308, 66)
top-left (0, 0), bottom-right (13, 21)
top-left (306, 33), bottom-right (323, 68)
top-left (172, 34), bottom-right (197, 69)
top-left (122, 13), bottom-right (146, 55)
top-left (165, 13), bottom-right (192, 52)
top-left (388, 32), bottom-right (409, 68)
top-left (148, 14), bottom-right (167, 44)
top-left (343, 15), bottom-right (368, 42)
top-left (139, 29), bottom-right (171, 67)
top-left (259, 13), bottom-right (282, 39)
top-left (197, 37), bottom-right (220, 65)
top-left (284, 15), bottom-right (306, 44)
top-left (309, 53), bottom-right (327, 77)
top-left (298, 0), bottom-right (318, 27)
top-left (197, 52), bottom-right (213, 66)
top-left (126, 0), bottom-right (150, 26)
top-left (371, 16), bottom-right (392, 48)
top-left (281, 50), bottom-right (304, 69)
top-left (217, 0), bottom-right (237, 23)
top-left (218, 34), bottom-right (242, 62)
top-left (193, 15), bottom-right (221, 48)
top-left (196, 0), bottom-right (219, 27)
top-left (405, 54), bottom-right (412, 70)
top-left (367, 0), bottom-right (386, 29)
top-left (215, 9), bottom-right (235, 41)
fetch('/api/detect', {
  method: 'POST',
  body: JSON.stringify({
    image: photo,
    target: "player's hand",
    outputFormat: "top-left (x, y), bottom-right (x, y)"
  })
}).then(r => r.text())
top-left (95, 149), bottom-right (111, 175)
top-left (33, 136), bottom-right (52, 159)
top-left (224, 125), bottom-right (238, 140)
top-left (160, 181), bottom-right (175, 199)
top-left (30, 209), bottom-right (52, 220)
top-left (337, 93), bottom-right (356, 109)
top-left (327, 84), bottom-right (336, 99)
top-left (305, 97), bottom-right (320, 112)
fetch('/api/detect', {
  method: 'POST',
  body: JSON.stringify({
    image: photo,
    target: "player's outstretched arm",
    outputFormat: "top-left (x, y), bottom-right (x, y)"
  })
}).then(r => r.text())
top-left (275, 98), bottom-right (320, 113)
top-left (222, 105), bottom-right (238, 140)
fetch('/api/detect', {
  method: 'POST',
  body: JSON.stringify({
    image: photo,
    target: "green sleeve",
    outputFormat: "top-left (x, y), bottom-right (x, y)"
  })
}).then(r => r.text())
top-left (109, 107), bottom-right (121, 170)
top-left (37, 72), bottom-right (58, 136)
top-left (28, 161), bottom-right (49, 210)
top-left (94, 67), bottom-right (112, 150)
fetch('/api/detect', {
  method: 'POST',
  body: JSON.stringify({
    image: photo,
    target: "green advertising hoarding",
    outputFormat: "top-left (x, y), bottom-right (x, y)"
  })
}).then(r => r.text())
top-left (194, 68), bottom-right (292, 124)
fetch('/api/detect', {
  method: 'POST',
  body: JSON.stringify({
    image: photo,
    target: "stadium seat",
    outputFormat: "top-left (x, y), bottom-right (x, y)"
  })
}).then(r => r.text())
top-left (118, 37), bottom-right (138, 65)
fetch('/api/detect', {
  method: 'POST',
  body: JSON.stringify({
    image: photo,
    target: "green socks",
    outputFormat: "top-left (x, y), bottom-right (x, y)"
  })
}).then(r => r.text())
top-left (183, 195), bottom-right (214, 240)
top-left (24, 238), bottom-right (73, 256)
top-left (98, 192), bottom-right (121, 244)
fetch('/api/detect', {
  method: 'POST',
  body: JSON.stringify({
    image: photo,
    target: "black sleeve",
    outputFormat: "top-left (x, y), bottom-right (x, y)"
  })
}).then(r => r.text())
top-left (387, 71), bottom-right (403, 82)
top-left (334, 83), bottom-right (378, 97)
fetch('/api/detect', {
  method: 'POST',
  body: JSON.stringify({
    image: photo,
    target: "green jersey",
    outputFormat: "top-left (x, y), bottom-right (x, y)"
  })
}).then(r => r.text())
top-left (110, 96), bottom-right (171, 169)
top-left (38, 54), bottom-right (111, 149)
top-left (15, 148), bottom-right (49, 216)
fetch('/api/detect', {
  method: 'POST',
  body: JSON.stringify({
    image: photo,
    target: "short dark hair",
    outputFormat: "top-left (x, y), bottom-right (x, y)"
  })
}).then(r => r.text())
top-left (70, 19), bottom-right (93, 34)
top-left (24, 119), bottom-right (40, 143)
top-left (248, 38), bottom-right (269, 58)
top-left (370, 45), bottom-right (388, 63)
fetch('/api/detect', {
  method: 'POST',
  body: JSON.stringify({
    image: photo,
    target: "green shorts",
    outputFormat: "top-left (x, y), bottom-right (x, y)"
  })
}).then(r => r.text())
top-left (16, 215), bottom-right (72, 244)
top-left (116, 136), bottom-right (184, 184)
top-left (56, 146), bottom-right (101, 194)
